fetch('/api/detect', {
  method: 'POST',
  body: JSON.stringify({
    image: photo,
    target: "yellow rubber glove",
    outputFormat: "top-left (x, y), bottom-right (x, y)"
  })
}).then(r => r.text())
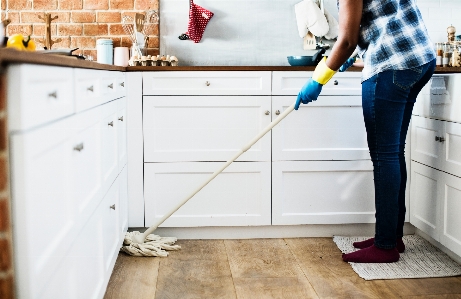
top-left (295, 57), bottom-right (337, 110)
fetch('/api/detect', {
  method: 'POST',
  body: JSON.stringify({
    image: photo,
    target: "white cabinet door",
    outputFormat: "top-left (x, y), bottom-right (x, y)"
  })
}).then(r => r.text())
top-left (410, 161), bottom-right (442, 241)
top-left (143, 96), bottom-right (271, 162)
top-left (117, 97), bottom-right (127, 174)
top-left (411, 115), bottom-right (444, 170)
top-left (272, 160), bottom-right (375, 225)
top-left (272, 96), bottom-right (369, 161)
top-left (144, 162), bottom-right (271, 227)
top-left (443, 121), bottom-right (461, 178)
top-left (10, 119), bottom-right (76, 299)
top-left (143, 71), bottom-right (271, 95)
top-left (439, 170), bottom-right (461, 257)
top-left (102, 175), bottom-right (120, 276)
top-left (101, 101), bottom-right (119, 193)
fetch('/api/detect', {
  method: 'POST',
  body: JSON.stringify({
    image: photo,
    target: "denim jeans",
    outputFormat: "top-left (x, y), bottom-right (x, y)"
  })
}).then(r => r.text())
top-left (362, 59), bottom-right (436, 249)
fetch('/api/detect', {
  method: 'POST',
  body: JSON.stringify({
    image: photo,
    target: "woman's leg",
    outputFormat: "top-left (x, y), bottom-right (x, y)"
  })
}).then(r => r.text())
top-left (343, 60), bottom-right (435, 263)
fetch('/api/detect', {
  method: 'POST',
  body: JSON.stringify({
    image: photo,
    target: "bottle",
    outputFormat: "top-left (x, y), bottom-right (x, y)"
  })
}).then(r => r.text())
top-left (96, 39), bottom-right (113, 65)
top-left (436, 43), bottom-right (443, 66)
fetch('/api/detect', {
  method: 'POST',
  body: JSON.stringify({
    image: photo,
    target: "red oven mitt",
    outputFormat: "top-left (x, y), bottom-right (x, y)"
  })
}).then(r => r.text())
top-left (186, 0), bottom-right (214, 43)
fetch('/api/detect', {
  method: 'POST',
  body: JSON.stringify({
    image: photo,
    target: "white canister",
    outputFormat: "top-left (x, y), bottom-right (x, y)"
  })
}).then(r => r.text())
top-left (97, 39), bottom-right (113, 65)
top-left (114, 47), bottom-right (129, 67)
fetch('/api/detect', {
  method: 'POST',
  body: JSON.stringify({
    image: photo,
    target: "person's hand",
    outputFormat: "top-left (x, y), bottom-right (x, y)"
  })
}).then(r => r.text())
top-left (295, 79), bottom-right (323, 110)
top-left (339, 57), bottom-right (356, 72)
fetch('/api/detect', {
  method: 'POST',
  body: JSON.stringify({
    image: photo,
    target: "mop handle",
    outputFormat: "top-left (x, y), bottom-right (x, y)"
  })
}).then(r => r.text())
top-left (140, 102), bottom-right (296, 240)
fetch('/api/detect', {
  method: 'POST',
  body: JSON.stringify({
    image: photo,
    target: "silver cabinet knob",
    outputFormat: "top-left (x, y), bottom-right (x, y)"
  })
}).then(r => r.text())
top-left (275, 110), bottom-right (280, 115)
top-left (87, 86), bottom-right (94, 92)
top-left (48, 91), bottom-right (57, 99)
top-left (108, 121), bottom-right (114, 127)
top-left (435, 136), bottom-right (445, 142)
top-left (120, 82), bottom-right (125, 87)
top-left (110, 204), bottom-right (115, 210)
top-left (118, 116), bottom-right (124, 121)
top-left (265, 110), bottom-right (270, 115)
top-left (73, 143), bottom-right (84, 151)
top-left (205, 81), bottom-right (210, 86)
top-left (333, 80), bottom-right (338, 85)
top-left (108, 83), bottom-right (114, 89)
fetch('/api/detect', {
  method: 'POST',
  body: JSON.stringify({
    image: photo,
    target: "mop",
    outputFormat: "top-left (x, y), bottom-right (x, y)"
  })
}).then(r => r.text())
top-left (121, 102), bottom-right (296, 257)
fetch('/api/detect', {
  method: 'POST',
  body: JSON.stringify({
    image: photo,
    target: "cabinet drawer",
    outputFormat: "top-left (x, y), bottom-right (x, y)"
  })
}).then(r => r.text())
top-left (272, 71), bottom-right (362, 95)
top-left (75, 68), bottom-right (104, 112)
top-left (272, 96), bottom-right (369, 161)
top-left (411, 116), bottom-right (444, 170)
top-left (143, 71), bottom-right (272, 95)
top-left (7, 64), bottom-right (74, 131)
top-left (144, 162), bottom-right (271, 227)
top-left (272, 160), bottom-right (375, 225)
top-left (143, 96), bottom-right (271, 162)
top-left (414, 74), bottom-right (461, 123)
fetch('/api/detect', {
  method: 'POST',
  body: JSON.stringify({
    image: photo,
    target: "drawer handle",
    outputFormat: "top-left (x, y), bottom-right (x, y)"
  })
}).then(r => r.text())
top-left (73, 143), bottom-right (84, 152)
top-left (87, 86), bottom-right (94, 92)
top-left (265, 110), bottom-right (270, 115)
top-left (205, 81), bottom-right (210, 86)
top-left (110, 204), bottom-right (116, 210)
top-left (108, 83), bottom-right (114, 89)
top-left (275, 110), bottom-right (280, 115)
top-left (435, 136), bottom-right (445, 142)
top-left (48, 91), bottom-right (58, 99)
top-left (118, 116), bottom-right (124, 121)
top-left (333, 80), bottom-right (338, 85)
top-left (120, 82), bottom-right (125, 87)
top-left (108, 121), bottom-right (114, 127)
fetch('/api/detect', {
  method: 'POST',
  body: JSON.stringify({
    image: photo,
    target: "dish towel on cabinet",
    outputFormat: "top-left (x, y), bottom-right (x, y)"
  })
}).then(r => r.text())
top-left (187, 0), bottom-right (214, 43)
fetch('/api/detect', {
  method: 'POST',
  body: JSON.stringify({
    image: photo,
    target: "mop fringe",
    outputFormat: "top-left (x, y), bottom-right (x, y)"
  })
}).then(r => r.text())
top-left (120, 231), bottom-right (181, 257)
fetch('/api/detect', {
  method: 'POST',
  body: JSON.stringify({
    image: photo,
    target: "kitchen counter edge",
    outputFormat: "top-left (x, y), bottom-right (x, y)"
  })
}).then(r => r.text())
top-left (1, 49), bottom-right (460, 73)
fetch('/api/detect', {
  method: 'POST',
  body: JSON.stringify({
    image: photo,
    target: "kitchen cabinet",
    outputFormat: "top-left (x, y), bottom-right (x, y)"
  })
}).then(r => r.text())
top-left (141, 71), bottom-right (272, 227)
top-left (8, 65), bottom-right (127, 299)
top-left (410, 114), bottom-right (461, 256)
top-left (271, 71), bottom-right (376, 225)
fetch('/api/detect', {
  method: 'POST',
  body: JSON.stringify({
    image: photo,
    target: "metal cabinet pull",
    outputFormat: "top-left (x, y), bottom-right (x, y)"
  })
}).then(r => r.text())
top-left (275, 110), bottom-right (280, 115)
top-left (265, 110), bottom-right (270, 115)
top-left (108, 83), bottom-right (114, 89)
top-left (333, 80), bottom-right (338, 85)
top-left (48, 91), bottom-right (57, 99)
top-left (435, 136), bottom-right (445, 142)
top-left (108, 121), bottom-right (114, 127)
top-left (87, 86), bottom-right (94, 92)
top-left (205, 81), bottom-right (210, 86)
top-left (73, 143), bottom-right (84, 151)
top-left (118, 116), bottom-right (124, 121)
top-left (120, 82), bottom-right (125, 87)
top-left (110, 204), bottom-right (116, 210)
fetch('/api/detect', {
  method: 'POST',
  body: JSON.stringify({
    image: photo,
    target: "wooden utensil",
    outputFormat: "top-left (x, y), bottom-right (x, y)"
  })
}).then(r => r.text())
top-left (303, 31), bottom-right (317, 50)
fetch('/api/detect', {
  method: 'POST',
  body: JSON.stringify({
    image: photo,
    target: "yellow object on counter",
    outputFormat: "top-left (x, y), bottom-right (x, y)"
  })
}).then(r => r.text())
top-left (312, 56), bottom-right (336, 85)
top-left (6, 34), bottom-right (36, 51)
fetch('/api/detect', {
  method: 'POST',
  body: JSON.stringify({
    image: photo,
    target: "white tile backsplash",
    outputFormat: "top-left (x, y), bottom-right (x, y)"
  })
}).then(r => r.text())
top-left (417, 0), bottom-right (461, 43)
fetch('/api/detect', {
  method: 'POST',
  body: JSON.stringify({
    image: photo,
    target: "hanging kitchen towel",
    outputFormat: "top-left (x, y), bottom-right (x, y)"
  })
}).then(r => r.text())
top-left (294, 0), bottom-right (329, 38)
top-left (187, 0), bottom-right (214, 43)
top-left (323, 8), bottom-right (339, 40)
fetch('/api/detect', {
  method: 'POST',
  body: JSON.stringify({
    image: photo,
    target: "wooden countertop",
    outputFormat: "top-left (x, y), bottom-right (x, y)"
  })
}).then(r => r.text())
top-left (1, 49), bottom-right (461, 73)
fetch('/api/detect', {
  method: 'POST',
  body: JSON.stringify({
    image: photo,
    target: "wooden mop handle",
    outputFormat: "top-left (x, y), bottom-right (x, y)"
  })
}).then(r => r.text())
top-left (140, 102), bottom-right (296, 240)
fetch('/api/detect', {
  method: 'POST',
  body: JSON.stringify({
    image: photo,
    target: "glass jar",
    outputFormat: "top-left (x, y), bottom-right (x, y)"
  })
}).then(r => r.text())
top-left (436, 43), bottom-right (443, 66)
top-left (96, 39), bottom-right (113, 65)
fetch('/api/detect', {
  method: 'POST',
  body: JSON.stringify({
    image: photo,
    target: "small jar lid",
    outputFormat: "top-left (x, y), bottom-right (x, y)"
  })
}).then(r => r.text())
top-left (97, 39), bottom-right (113, 45)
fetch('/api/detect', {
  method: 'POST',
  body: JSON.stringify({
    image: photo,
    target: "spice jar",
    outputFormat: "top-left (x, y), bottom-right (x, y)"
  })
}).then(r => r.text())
top-left (436, 43), bottom-right (443, 66)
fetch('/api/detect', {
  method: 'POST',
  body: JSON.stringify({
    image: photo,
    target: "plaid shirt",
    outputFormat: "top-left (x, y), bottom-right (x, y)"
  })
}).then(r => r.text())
top-left (357, 0), bottom-right (436, 82)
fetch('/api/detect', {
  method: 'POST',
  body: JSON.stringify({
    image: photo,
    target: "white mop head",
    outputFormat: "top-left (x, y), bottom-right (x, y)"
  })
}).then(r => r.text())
top-left (120, 231), bottom-right (181, 257)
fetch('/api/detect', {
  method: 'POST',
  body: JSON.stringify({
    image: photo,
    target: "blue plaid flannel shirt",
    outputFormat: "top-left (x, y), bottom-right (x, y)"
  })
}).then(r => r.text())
top-left (356, 0), bottom-right (436, 82)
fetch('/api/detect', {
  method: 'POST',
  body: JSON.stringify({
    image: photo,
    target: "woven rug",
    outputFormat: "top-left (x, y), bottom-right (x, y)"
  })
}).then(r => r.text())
top-left (333, 235), bottom-right (461, 280)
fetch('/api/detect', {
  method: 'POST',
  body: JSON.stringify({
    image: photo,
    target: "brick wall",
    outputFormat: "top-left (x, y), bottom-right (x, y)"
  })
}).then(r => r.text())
top-left (1, 0), bottom-right (160, 58)
top-left (0, 75), bottom-right (13, 299)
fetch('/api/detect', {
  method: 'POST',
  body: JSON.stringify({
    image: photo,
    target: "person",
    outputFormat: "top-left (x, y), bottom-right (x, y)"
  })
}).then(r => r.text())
top-left (295, 0), bottom-right (436, 263)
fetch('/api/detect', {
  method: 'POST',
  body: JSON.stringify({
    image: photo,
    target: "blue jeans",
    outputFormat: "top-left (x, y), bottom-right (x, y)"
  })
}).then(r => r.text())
top-left (362, 59), bottom-right (436, 249)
